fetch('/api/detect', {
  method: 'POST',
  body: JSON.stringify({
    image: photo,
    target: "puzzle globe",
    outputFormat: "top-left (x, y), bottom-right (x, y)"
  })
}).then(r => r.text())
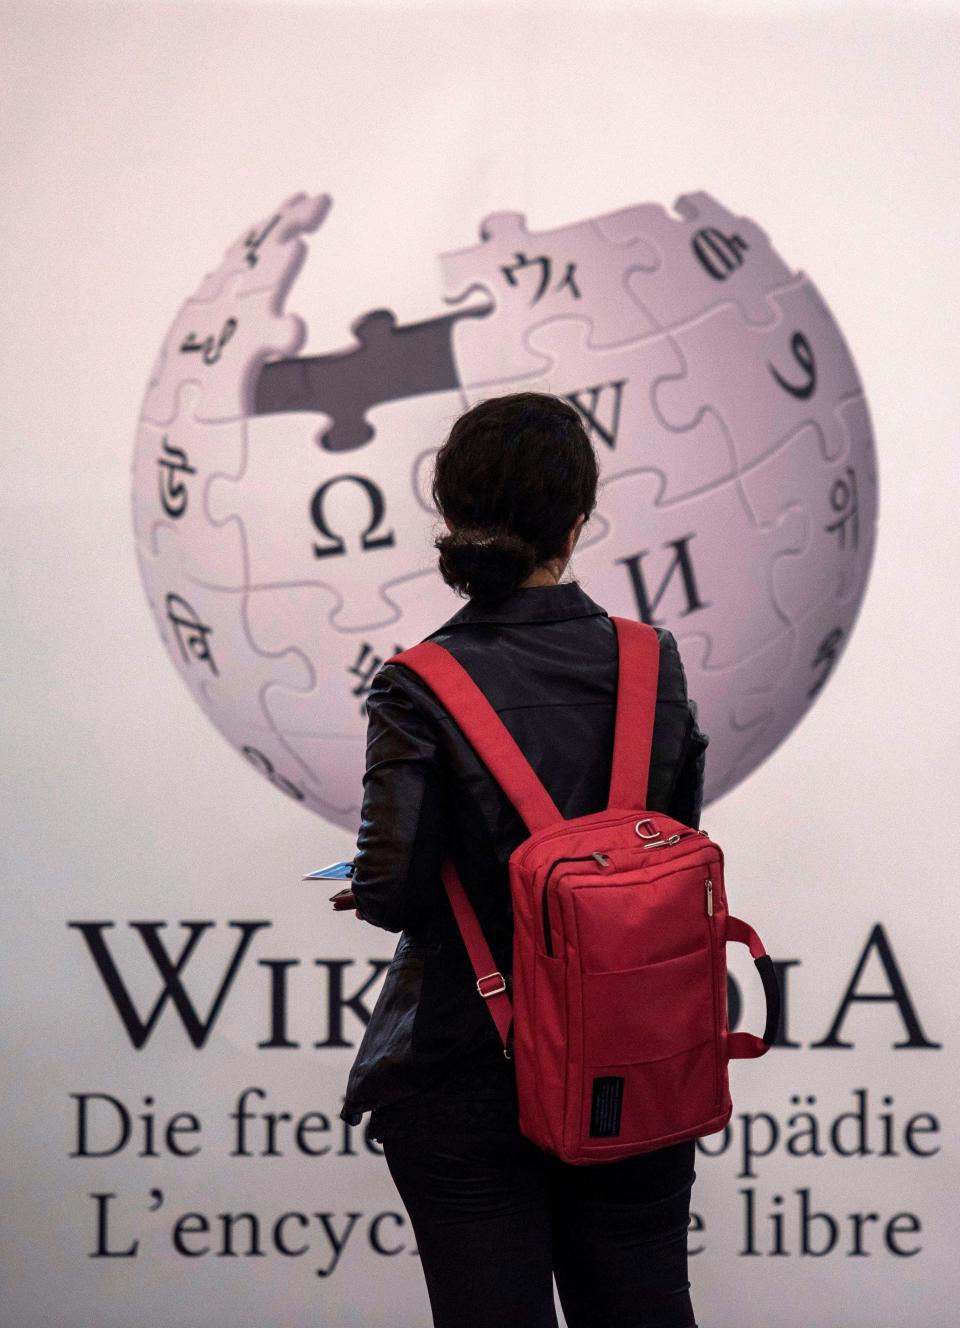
top-left (132, 190), bottom-right (878, 826)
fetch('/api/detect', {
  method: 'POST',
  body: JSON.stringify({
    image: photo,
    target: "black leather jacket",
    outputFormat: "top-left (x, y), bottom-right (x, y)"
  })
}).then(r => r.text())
top-left (340, 580), bottom-right (709, 1125)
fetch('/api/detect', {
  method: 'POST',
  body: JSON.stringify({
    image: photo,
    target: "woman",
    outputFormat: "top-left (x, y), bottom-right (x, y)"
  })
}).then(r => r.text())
top-left (332, 392), bottom-right (709, 1328)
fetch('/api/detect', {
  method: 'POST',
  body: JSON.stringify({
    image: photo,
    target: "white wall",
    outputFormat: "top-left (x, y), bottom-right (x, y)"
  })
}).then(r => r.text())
top-left (2, 2), bottom-right (958, 1324)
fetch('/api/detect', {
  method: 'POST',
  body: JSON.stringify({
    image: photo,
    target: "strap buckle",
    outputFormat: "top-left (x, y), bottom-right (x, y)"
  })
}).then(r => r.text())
top-left (476, 971), bottom-right (506, 998)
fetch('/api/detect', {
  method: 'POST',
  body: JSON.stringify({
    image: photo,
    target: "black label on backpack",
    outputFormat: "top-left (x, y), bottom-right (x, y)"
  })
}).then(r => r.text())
top-left (589, 1076), bottom-right (624, 1138)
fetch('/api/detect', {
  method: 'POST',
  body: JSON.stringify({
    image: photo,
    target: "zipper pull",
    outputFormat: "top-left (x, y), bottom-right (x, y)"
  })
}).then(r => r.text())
top-left (591, 851), bottom-right (610, 867)
top-left (641, 834), bottom-right (681, 850)
top-left (705, 879), bottom-right (714, 916)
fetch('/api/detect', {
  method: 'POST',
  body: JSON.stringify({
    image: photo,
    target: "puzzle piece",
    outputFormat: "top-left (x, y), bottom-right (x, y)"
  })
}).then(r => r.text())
top-left (369, 562), bottom-right (478, 647)
top-left (265, 733), bottom-right (368, 819)
top-left (488, 317), bottom-right (736, 504)
top-left (135, 526), bottom-right (372, 820)
top-left (193, 191), bottom-right (331, 305)
top-left (252, 572), bottom-right (462, 824)
top-left (253, 306), bottom-right (472, 452)
top-left (572, 468), bottom-right (806, 671)
top-left (253, 581), bottom-right (427, 743)
top-left (231, 727), bottom-right (321, 810)
top-left (135, 523), bottom-right (312, 736)
top-left (738, 396), bottom-right (878, 624)
top-left (223, 699), bottom-right (367, 821)
top-left (132, 383), bottom-right (247, 587)
top-left (674, 406), bottom-right (876, 805)
top-left (833, 393), bottom-right (879, 609)
top-left (142, 192), bottom-right (327, 427)
top-left (600, 190), bottom-right (798, 329)
top-left (140, 273), bottom-right (309, 427)
top-left (653, 279), bottom-right (862, 474)
top-left (207, 385), bottom-right (463, 630)
top-left (440, 207), bottom-right (661, 386)
top-left (724, 588), bottom-right (867, 793)
top-left (670, 624), bottom-right (798, 802)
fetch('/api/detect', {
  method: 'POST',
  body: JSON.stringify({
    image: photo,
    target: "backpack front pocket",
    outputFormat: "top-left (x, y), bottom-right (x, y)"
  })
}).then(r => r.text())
top-left (580, 944), bottom-right (715, 1067)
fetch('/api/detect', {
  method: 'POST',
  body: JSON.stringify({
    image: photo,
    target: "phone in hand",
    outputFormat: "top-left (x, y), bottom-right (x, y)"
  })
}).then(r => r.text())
top-left (302, 860), bottom-right (355, 881)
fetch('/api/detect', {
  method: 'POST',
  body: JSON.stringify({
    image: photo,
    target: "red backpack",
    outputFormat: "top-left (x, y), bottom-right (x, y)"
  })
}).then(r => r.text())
top-left (389, 615), bottom-right (780, 1165)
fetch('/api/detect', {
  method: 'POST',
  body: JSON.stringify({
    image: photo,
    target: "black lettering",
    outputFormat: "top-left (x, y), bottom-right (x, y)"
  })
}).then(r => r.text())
top-left (566, 380), bottom-right (626, 450)
top-left (310, 475), bottom-right (395, 559)
top-left (313, 958), bottom-right (392, 1048)
top-left (617, 534), bottom-right (710, 623)
top-left (768, 330), bottom-right (816, 400)
top-left (885, 1212), bottom-right (922, 1257)
top-left (369, 1212), bottom-right (405, 1256)
top-left (257, 958), bottom-right (301, 1048)
top-left (67, 920), bottom-right (270, 1049)
top-left (811, 924), bottom-right (942, 1050)
top-left (89, 1192), bottom-right (138, 1258)
top-left (692, 226), bottom-right (750, 281)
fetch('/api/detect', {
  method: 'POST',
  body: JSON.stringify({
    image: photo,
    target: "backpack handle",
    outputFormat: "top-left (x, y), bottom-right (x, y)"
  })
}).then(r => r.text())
top-left (725, 914), bottom-right (782, 1060)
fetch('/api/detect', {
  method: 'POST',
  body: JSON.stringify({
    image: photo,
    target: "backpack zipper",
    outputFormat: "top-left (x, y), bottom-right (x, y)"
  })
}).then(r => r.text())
top-left (519, 820), bottom-right (709, 872)
top-left (640, 828), bottom-right (710, 849)
top-left (704, 877), bottom-right (722, 1109)
top-left (541, 853), bottom-right (608, 956)
top-left (517, 814), bottom-right (640, 871)
top-left (539, 831), bottom-right (711, 956)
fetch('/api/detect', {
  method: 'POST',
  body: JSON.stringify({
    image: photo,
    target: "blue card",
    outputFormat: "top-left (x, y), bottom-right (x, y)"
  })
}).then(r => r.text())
top-left (302, 860), bottom-right (355, 881)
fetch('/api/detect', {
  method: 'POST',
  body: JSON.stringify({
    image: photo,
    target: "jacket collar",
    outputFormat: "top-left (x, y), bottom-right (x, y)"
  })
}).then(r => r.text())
top-left (431, 579), bottom-right (609, 630)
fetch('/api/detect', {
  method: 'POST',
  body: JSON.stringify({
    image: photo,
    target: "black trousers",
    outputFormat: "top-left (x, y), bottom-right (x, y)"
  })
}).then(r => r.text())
top-left (382, 1122), bottom-right (698, 1328)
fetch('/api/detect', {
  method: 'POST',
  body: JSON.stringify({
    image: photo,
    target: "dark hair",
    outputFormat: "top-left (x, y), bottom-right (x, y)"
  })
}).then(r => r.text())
top-left (431, 392), bottom-right (599, 604)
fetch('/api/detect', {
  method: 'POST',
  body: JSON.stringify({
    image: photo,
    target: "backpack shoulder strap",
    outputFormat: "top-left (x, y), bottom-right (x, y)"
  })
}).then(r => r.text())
top-left (607, 616), bottom-right (660, 810)
top-left (386, 618), bottom-right (659, 1054)
top-left (386, 641), bottom-right (562, 836)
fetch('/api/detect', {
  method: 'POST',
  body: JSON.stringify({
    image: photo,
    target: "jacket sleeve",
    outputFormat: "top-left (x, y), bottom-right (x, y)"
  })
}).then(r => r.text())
top-left (670, 699), bottom-right (710, 829)
top-left (349, 664), bottom-right (449, 934)
top-left (659, 631), bottom-right (710, 830)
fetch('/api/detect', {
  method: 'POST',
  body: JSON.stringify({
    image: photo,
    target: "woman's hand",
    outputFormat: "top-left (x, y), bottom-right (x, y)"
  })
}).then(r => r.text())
top-left (329, 887), bottom-right (364, 920)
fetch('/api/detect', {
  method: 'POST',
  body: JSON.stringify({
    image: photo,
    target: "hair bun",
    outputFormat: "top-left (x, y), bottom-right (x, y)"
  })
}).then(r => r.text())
top-left (435, 525), bottom-right (538, 603)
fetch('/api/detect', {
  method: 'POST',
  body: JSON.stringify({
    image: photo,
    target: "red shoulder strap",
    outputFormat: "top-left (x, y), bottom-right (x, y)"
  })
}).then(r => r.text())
top-left (389, 616), bottom-right (660, 829)
top-left (607, 616), bottom-right (660, 810)
top-left (387, 641), bottom-right (562, 835)
top-left (441, 859), bottom-right (513, 1050)
top-left (386, 617), bottom-right (660, 1050)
